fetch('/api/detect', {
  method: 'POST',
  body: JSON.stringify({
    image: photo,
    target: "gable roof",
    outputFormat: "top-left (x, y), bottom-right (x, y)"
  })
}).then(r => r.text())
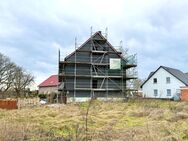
top-left (65, 31), bottom-right (124, 60)
top-left (38, 75), bottom-right (59, 87)
top-left (141, 66), bottom-right (188, 88)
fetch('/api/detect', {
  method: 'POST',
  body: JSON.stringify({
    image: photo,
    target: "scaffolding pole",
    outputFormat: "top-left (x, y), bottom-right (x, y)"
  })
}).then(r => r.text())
top-left (106, 45), bottom-right (109, 99)
top-left (74, 38), bottom-right (77, 101)
top-left (90, 36), bottom-right (93, 98)
top-left (121, 59), bottom-right (124, 98)
top-left (57, 50), bottom-right (60, 103)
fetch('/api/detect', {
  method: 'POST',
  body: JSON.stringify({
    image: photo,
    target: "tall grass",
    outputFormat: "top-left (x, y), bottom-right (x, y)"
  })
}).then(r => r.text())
top-left (0, 99), bottom-right (187, 140)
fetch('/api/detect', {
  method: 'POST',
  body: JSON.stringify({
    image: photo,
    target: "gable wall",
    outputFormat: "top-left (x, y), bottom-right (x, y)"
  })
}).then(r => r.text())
top-left (61, 32), bottom-right (124, 99)
top-left (142, 68), bottom-right (185, 98)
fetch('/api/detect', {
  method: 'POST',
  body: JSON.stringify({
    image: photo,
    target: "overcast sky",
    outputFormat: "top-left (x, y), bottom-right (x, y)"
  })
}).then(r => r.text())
top-left (0, 0), bottom-right (188, 88)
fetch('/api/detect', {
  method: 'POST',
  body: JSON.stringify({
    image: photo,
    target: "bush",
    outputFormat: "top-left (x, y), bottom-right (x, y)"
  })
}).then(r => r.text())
top-left (38, 93), bottom-right (46, 99)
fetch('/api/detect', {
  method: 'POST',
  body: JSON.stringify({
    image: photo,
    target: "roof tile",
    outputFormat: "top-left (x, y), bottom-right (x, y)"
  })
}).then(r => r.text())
top-left (38, 75), bottom-right (59, 87)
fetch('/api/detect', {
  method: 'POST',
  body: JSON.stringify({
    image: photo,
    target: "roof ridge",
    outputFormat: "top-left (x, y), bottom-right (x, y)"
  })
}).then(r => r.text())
top-left (65, 31), bottom-right (104, 60)
top-left (161, 66), bottom-right (181, 71)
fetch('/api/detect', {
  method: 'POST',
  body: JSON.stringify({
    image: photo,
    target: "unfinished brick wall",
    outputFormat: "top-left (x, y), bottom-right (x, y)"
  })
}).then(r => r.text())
top-left (0, 99), bottom-right (18, 109)
top-left (181, 88), bottom-right (188, 101)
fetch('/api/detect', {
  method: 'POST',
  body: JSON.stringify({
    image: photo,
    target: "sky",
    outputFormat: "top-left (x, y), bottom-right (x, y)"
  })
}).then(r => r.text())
top-left (0, 0), bottom-right (188, 89)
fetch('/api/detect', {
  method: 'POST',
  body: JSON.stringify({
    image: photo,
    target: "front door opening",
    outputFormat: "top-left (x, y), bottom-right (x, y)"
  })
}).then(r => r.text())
top-left (92, 80), bottom-right (97, 88)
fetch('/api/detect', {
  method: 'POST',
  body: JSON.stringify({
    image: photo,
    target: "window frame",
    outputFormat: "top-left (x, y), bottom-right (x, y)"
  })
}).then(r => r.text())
top-left (154, 89), bottom-right (158, 96)
top-left (166, 77), bottom-right (170, 84)
top-left (167, 89), bottom-right (171, 96)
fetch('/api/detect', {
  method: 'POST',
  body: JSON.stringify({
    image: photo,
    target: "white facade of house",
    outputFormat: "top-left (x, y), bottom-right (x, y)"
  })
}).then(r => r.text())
top-left (142, 67), bottom-right (185, 99)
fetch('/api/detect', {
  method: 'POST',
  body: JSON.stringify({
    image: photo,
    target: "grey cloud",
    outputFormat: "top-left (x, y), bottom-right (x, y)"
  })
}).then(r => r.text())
top-left (0, 0), bottom-right (188, 86)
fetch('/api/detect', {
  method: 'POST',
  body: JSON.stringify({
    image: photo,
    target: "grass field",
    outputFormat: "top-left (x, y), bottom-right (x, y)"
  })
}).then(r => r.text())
top-left (0, 99), bottom-right (188, 141)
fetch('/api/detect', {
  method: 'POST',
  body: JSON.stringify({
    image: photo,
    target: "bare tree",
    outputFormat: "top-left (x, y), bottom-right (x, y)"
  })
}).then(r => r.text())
top-left (3, 62), bottom-right (16, 91)
top-left (133, 78), bottom-right (144, 90)
top-left (0, 53), bottom-right (16, 92)
top-left (12, 67), bottom-right (34, 97)
top-left (0, 52), bottom-right (35, 97)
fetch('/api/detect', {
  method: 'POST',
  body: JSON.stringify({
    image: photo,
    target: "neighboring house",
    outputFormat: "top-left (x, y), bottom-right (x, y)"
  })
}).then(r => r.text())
top-left (141, 66), bottom-right (188, 99)
top-left (58, 31), bottom-right (137, 102)
top-left (38, 75), bottom-right (59, 94)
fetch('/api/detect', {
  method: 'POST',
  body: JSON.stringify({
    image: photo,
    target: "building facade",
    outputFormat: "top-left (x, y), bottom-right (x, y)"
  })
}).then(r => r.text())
top-left (58, 31), bottom-right (137, 101)
top-left (38, 75), bottom-right (58, 94)
top-left (141, 66), bottom-right (188, 99)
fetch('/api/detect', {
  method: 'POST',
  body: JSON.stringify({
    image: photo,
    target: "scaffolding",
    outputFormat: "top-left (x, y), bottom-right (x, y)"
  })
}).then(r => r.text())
top-left (58, 30), bottom-right (137, 102)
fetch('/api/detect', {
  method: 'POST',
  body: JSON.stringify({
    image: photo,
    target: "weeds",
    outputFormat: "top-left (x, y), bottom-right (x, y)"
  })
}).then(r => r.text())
top-left (0, 99), bottom-right (187, 140)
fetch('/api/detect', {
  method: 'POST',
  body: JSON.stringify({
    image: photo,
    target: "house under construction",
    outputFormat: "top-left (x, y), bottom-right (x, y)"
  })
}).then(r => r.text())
top-left (58, 31), bottom-right (137, 102)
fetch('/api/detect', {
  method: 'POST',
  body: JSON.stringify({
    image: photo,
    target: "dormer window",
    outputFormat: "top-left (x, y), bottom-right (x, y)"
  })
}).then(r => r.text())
top-left (153, 78), bottom-right (157, 84)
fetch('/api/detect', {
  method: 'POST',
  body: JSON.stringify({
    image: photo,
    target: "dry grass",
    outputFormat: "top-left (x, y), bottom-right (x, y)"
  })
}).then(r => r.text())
top-left (0, 99), bottom-right (188, 140)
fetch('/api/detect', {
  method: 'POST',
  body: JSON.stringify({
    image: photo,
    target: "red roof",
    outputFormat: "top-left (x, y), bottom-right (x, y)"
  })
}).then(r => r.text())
top-left (38, 75), bottom-right (59, 87)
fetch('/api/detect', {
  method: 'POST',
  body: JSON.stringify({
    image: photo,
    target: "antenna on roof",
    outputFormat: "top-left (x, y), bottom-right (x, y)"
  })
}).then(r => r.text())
top-left (90, 26), bottom-right (93, 37)
top-left (75, 37), bottom-right (77, 50)
top-left (58, 49), bottom-right (60, 62)
top-left (119, 40), bottom-right (123, 53)
top-left (105, 27), bottom-right (108, 39)
top-left (120, 40), bottom-right (123, 48)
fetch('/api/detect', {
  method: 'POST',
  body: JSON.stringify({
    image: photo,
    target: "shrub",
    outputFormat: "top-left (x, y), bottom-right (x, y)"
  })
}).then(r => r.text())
top-left (38, 93), bottom-right (47, 99)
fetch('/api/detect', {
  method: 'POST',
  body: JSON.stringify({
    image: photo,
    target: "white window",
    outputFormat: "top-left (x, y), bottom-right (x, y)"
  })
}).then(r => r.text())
top-left (110, 58), bottom-right (121, 70)
top-left (153, 78), bottom-right (157, 84)
top-left (167, 89), bottom-right (171, 96)
top-left (154, 89), bottom-right (158, 96)
top-left (166, 77), bottom-right (170, 83)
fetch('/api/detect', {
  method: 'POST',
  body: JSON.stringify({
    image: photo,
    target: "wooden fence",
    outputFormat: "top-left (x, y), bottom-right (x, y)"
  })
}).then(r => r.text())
top-left (17, 98), bottom-right (40, 109)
